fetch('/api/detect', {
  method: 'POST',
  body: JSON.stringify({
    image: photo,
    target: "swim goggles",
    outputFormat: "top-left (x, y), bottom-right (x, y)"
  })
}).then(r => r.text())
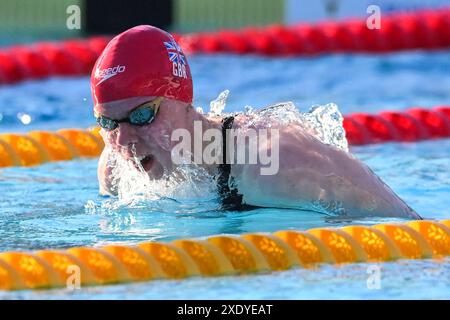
top-left (95, 97), bottom-right (163, 131)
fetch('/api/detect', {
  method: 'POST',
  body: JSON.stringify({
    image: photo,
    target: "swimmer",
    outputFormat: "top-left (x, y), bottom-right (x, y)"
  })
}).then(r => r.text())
top-left (92, 25), bottom-right (421, 219)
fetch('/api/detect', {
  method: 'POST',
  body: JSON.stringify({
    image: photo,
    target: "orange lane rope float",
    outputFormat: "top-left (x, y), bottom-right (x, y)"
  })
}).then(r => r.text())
top-left (0, 220), bottom-right (448, 291)
top-left (0, 128), bottom-right (104, 168)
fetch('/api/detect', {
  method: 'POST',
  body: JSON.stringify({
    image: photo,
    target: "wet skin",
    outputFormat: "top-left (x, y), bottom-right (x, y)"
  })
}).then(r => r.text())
top-left (95, 97), bottom-right (421, 219)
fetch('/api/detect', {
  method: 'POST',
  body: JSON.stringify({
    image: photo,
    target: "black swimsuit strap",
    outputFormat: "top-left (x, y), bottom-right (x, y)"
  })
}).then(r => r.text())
top-left (216, 116), bottom-right (255, 211)
top-left (217, 116), bottom-right (234, 192)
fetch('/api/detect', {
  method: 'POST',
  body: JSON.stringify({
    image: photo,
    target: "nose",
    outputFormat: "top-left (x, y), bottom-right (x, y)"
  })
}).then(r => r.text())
top-left (115, 122), bottom-right (139, 148)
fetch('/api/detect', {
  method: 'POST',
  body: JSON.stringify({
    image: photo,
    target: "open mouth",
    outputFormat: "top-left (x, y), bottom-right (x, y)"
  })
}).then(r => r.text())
top-left (135, 154), bottom-right (154, 172)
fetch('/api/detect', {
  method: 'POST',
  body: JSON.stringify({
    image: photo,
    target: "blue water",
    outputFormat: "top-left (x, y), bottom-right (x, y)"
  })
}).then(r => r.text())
top-left (0, 51), bottom-right (449, 299)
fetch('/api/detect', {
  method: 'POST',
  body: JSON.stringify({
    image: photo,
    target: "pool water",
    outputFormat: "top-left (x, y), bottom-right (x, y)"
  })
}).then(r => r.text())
top-left (0, 51), bottom-right (449, 299)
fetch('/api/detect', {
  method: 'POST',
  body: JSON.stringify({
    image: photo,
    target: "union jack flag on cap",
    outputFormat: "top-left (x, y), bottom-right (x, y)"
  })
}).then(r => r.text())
top-left (164, 40), bottom-right (186, 65)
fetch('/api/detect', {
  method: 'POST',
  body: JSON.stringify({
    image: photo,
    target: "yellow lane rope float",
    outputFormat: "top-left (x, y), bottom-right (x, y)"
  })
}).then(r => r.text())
top-left (0, 127), bottom-right (103, 167)
top-left (0, 220), bottom-right (448, 291)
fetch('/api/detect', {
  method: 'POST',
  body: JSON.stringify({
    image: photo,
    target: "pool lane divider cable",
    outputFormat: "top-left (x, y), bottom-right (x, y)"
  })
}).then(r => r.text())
top-left (0, 220), bottom-right (449, 291)
top-left (1, 106), bottom-right (449, 168)
top-left (1, 9), bottom-right (450, 85)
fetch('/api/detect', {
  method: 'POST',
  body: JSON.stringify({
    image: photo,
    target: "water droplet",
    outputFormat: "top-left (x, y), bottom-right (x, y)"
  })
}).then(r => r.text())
top-left (17, 113), bottom-right (32, 125)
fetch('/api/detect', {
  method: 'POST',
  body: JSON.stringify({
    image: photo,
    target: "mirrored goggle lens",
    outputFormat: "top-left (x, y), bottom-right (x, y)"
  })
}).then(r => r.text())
top-left (97, 116), bottom-right (118, 130)
top-left (129, 107), bottom-right (156, 126)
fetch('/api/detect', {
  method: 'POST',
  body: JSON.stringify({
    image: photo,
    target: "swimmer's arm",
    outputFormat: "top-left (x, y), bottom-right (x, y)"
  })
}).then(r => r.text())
top-left (98, 148), bottom-right (117, 196)
top-left (236, 127), bottom-right (420, 218)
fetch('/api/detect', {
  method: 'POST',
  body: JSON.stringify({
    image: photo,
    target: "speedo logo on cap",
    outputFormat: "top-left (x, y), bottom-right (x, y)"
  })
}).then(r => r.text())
top-left (95, 65), bottom-right (126, 85)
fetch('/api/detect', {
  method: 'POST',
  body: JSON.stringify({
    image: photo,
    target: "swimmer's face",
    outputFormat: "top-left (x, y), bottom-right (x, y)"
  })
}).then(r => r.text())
top-left (94, 96), bottom-right (186, 178)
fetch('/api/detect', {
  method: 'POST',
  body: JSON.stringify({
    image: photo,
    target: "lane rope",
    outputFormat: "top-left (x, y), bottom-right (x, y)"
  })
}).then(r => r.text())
top-left (1, 106), bottom-right (449, 168)
top-left (0, 219), bottom-right (448, 290)
top-left (0, 127), bottom-right (103, 167)
top-left (1, 9), bottom-right (449, 84)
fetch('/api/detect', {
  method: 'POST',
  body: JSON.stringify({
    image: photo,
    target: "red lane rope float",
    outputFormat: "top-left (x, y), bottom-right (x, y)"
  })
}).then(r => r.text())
top-left (179, 9), bottom-right (450, 55)
top-left (10, 46), bottom-right (52, 80)
top-left (343, 106), bottom-right (450, 145)
top-left (0, 36), bottom-right (111, 85)
top-left (1, 9), bottom-right (450, 84)
top-left (33, 43), bottom-right (83, 76)
top-left (0, 51), bottom-right (29, 84)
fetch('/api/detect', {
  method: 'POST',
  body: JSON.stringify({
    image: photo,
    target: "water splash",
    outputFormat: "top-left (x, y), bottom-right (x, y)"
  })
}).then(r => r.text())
top-left (92, 146), bottom-right (219, 212)
top-left (208, 90), bottom-right (229, 116)
top-left (239, 100), bottom-right (349, 151)
top-left (208, 90), bottom-right (348, 153)
top-left (301, 103), bottom-right (349, 152)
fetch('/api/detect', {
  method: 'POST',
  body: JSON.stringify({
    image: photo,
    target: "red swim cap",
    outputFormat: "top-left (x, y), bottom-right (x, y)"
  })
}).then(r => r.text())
top-left (91, 25), bottom-right (193, 106)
